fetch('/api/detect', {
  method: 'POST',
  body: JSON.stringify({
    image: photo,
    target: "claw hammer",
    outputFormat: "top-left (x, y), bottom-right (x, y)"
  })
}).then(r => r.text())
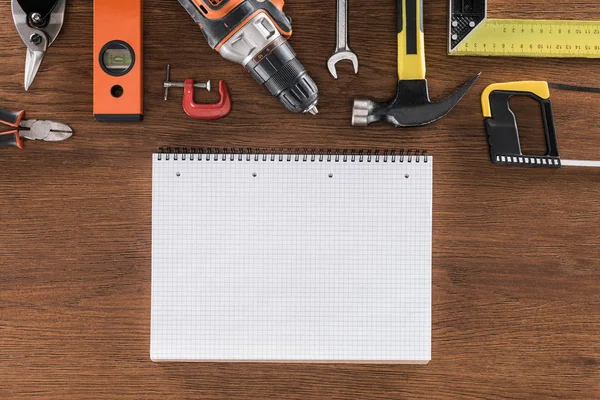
top-left (352, 0), bottom-right (480, 127)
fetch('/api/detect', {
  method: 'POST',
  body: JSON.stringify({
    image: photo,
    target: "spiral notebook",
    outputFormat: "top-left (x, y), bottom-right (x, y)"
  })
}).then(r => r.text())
top-left (151, 150), bottom-right (432, 363)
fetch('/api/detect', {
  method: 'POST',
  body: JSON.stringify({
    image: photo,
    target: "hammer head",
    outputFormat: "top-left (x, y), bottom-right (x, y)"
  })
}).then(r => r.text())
top-left (352, 73), bottom-right (481, 127)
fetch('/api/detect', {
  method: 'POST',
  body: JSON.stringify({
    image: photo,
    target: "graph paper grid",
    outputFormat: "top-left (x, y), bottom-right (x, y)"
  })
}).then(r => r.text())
top-left (151, 152), bottom-right (432, 362)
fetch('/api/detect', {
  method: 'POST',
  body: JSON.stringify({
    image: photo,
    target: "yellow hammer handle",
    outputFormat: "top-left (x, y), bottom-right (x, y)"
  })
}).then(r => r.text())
top-left (397, 0), bottom-right (426, 80)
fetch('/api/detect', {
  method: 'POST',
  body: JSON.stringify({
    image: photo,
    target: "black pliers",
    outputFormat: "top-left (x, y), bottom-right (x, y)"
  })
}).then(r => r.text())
top-left (0, 107), bottom-right (72, 149)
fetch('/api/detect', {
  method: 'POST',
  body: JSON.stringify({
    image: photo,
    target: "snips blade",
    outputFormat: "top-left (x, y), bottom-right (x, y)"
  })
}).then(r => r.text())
top-left (24, 44), bottom-right (48, 91)
top-left (11, 0), bottom-right (66, 90)
top-left (19, 120), bottom-right (73, 142)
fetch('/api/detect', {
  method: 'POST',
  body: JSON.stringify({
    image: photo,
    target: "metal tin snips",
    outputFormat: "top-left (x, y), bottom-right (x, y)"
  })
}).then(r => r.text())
top-left (11, 0), bottom-right (66, 91)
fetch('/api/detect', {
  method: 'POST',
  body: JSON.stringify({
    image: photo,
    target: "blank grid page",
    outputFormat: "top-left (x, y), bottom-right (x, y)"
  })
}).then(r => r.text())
top-left (151, 153), bottom-right (432, 362)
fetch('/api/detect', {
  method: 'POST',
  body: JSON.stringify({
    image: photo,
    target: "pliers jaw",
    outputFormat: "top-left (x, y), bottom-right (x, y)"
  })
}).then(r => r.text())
top-left (19, 120), bottom-right (73, 142)
top-left (11, 0), bottom-right (66, 90)
top-left (0, 107), bottom-right (73, 148)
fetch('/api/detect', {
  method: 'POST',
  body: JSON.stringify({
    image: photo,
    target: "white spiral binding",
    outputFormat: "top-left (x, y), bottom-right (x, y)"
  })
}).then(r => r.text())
top-left (157, 148), bottom-right (428, 163)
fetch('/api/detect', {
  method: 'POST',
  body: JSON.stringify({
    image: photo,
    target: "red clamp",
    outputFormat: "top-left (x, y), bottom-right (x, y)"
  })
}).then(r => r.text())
top-left (163, 65), bottom-right (232, 120)
top-left (183, 79), bottom-right (231, 120)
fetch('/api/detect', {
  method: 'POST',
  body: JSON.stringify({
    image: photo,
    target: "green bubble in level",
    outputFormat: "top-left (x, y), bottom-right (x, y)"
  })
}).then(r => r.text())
top-left (103, 49), bottom-right (132, 70)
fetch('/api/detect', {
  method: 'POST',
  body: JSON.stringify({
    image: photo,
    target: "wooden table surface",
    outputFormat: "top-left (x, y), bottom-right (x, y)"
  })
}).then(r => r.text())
top-left (1, 0), bottom-right (599, 398)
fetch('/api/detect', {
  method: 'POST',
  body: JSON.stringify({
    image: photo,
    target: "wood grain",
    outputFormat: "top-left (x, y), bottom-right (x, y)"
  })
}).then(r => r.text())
top-left (1, 0), bottom-right (599, 398)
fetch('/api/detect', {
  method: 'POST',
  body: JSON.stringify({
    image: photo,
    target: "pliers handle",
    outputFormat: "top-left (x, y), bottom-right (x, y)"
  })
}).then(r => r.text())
top-left (0, 108), bottom-right (25, 149)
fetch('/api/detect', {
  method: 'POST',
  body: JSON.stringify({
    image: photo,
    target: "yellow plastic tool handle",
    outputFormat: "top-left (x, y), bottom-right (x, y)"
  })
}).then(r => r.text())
top-left (397, 0), bottom-right (426, 80)
top-left (481, 81), bottom-right (550, 117)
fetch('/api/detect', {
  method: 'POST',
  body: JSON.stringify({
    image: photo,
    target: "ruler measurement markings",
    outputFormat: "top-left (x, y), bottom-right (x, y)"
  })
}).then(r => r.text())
top-left (454, 19), bottom-right (600, 57)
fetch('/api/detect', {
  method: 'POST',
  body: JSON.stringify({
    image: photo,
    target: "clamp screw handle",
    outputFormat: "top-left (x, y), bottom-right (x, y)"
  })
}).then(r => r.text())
top-left (163, 64), bottom-right (211, 101)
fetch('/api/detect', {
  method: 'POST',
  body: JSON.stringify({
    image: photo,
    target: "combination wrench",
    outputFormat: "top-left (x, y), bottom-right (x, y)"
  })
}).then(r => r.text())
top-left (327, 0), bottom-right (358, 79)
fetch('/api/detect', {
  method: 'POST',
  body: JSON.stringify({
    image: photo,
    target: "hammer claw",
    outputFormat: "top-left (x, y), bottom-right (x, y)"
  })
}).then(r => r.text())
top-left (352, 73), bottom-right (481, 127)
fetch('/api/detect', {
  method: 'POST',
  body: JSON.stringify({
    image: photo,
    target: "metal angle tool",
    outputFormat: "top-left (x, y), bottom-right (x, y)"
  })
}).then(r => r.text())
top-left (449, 0), bottom-right (600, 58)
top-left (12, 0), bottom-right (66, 90)
top-left (481, 81), bottom-right (600, 168)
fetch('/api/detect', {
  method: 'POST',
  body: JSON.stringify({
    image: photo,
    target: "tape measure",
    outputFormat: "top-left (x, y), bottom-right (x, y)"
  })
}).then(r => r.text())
top-left (449, 0), bottom-right (600, 58)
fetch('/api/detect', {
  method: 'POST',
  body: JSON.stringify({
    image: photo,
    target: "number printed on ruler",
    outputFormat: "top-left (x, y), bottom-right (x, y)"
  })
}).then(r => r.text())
top-left (456, 19), bottom-right (600, 57)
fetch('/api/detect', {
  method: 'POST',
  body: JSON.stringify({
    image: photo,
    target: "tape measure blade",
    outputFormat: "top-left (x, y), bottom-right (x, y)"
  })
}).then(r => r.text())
top-left (451, 19), bottom-right (600, 57)
top-left (561, 159), bottom-right (600, 167)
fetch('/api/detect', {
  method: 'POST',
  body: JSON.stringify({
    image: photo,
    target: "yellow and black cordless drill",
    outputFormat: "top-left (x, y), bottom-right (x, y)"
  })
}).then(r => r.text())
top-left (178, 0), bottom-right (319, 115)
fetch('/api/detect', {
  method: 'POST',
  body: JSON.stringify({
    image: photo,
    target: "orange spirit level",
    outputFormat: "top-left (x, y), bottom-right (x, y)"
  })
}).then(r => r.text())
top-left (93, 0), bottom-right (143, 122)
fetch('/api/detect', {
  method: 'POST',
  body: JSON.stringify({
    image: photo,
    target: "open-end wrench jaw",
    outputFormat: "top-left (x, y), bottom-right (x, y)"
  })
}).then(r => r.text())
top-left (352, 73), bottom-right (481, 127)
top-left (327, 51), bottom-right (359, 80)
top-left (327, 0), bottom-right (359, 80)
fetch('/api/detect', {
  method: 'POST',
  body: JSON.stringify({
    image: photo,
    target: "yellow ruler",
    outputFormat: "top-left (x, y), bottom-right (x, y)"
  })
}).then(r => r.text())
top-left (449, 1), bottom-right (600, 57)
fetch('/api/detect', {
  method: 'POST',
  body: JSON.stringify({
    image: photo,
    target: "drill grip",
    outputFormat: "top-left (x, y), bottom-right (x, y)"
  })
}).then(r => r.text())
top-left (180, 0), bottom-right (292, 49)
top-left (397, 0), bottom-right (426, 80)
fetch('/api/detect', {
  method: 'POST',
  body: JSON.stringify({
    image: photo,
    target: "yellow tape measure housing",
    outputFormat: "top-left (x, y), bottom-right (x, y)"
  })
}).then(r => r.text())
top-left (451, 19), bottom-right (600, 57)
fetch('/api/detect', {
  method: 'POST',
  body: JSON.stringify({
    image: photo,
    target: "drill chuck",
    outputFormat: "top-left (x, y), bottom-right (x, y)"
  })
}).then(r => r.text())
top-left (245, 38), bottom-right (319, 114)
